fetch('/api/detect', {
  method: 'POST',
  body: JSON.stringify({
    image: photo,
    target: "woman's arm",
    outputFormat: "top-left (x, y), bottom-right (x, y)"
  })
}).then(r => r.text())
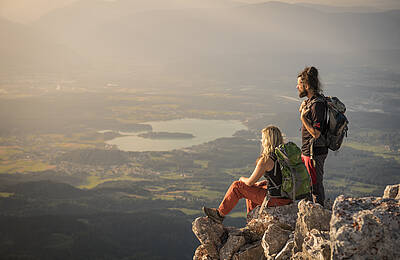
top-left (239, 157), bottom-right (275, 186)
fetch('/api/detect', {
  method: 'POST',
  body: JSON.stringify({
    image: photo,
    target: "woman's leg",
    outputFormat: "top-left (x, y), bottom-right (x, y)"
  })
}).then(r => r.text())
top-left (218, 180), bottom-right (267, 216)
top-left (267, 197), bottom-right (293, 207)
top-left (246, 199), bottom-right (259, 213)
top-left (246, 180), bottom-right (268, 213)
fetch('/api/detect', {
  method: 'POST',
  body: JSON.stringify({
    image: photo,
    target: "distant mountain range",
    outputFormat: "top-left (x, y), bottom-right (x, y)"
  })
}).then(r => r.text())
top-left (295, 2), bottom-right (383, 13)
top-left (1, 1), bottom-right (399, 75)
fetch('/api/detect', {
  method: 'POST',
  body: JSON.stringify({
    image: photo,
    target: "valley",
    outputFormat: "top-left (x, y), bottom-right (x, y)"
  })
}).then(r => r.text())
top-left (0, 1), bottom-right (399, 258)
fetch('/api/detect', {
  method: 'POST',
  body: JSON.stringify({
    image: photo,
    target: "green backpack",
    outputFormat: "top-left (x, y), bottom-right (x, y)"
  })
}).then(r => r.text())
top-left (273, 142), bottom-right (311, 200)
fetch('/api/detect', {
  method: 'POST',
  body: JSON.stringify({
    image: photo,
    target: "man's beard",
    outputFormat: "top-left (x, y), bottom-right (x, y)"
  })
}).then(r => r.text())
top-left (298, 89), bottom-right (307, 98)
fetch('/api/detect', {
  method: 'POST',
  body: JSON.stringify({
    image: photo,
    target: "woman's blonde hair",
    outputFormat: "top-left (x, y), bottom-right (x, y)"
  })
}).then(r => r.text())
top-left (257, 125), bottom-right (283, 164)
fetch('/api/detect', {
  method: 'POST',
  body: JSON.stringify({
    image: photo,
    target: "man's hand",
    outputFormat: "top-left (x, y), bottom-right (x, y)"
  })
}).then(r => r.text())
top-left (299, 100), bottom-right (307, 113)
top-left (301, 111), bottom-right (321, 139)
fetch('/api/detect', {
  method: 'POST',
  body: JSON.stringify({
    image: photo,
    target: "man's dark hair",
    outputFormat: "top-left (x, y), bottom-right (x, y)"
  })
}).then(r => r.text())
top-left (298, 66), bottom-right (322, 94)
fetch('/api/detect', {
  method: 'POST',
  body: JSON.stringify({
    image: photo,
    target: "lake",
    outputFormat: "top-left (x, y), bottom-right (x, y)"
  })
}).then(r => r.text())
top-left (105, 118), bottom-right (247, 152)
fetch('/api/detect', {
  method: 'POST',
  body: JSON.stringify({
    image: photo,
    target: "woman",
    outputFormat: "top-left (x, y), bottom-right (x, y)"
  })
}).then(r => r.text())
top-left (203, 125), bottom-right (292, 223)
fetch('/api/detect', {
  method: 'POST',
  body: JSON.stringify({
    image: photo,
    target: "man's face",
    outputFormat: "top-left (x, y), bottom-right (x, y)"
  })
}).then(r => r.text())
top-left (297, 77), bottom-right (307, 98)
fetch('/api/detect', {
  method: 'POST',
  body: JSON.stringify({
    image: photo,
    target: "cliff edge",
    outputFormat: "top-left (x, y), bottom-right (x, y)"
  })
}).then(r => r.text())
top-left (192, 184), bottom-right (400, 260)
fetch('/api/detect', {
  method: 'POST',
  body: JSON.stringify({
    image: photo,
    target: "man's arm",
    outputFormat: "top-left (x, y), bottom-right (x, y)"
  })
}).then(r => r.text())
top-left (300, 101), bottom-right (325, 139)
top-left (301, 109), bottom-right (321, 138)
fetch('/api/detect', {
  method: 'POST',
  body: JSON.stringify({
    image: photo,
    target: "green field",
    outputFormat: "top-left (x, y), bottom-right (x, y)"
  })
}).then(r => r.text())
top-left (229, 211), bottom-right (247, 218)
top-left (0, 160), bottom-right (55, 174)
top-left (0, 192), bottom-right (14, 198)
top-left (160, 172), bottom-right (187, 180)
top-left (79, 174), bottom-right (148, 189)
top-left (345, 142), bottom-right (400, 163)
top-left (186, 188), bottom-right (223, 201)
top-left (168, 208), bottom-right (201, 215)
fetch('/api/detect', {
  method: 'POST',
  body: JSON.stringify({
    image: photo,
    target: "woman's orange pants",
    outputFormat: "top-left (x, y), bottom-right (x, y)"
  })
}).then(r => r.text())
top-left (218, 180), bottom-right (292, 216)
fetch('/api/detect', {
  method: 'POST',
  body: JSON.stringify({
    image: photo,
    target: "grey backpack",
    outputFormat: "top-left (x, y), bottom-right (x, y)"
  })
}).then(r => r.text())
top-left (308, 95), bottom-right (349, 152)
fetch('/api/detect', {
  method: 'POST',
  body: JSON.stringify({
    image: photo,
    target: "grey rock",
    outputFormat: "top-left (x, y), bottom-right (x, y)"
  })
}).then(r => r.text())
top-left (224, 226), bottom-right (261, 244)
top-left (219, 235), bottom-right (246, 260)
top-left (324, 198), bottom-right (334, 211)
top-left (194, 244), bottom-right (213, 260)
top-left (247, 202), bottom-right (298, 241)
top-left (292, 251), bottom-right (307, 260)
top-left (192, 217), bottom-right (225, 259)
top-left (224, 226), bottom-right (240, 235)
top-left (383, 184), bottom-right (400, 200)
top-left (261, 224), bottom-right (291, 257)
top-left (302, 229), bottom-right (330, 260)
top-left (249, 202), bottom-right (299, 230)
top-left (246, 205), bottom-right (261, 223)
top-left (293, 200), bottom-right (331, 253)
top-left (275, 237), bottom-right (294, 260)
top-left (330, 195), bottom-right (400, 260)
top-left (193, 185), bottom-right (400, 260)
top-left (232, 241), bottom-right (265, 260)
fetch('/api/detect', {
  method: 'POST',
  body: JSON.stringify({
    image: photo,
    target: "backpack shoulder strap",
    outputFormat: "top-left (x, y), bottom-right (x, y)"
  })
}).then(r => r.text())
top-left (305, 94), bottom-right (326, 110)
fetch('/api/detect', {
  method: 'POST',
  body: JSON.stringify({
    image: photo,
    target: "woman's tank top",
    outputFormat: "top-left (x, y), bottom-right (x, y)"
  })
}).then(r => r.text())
top-left (263, 153), bottom-right (283, 197)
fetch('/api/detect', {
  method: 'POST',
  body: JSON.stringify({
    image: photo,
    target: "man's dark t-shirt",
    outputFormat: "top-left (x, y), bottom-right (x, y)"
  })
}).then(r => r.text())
top-left (301, 95), bottom-right (328, 156)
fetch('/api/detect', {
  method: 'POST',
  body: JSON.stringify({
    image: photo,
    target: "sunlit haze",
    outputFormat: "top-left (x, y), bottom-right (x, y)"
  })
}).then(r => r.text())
top-left (0, 0), bottom-right (399, 259)
top-left (1, 0), bottom-right (400, 23)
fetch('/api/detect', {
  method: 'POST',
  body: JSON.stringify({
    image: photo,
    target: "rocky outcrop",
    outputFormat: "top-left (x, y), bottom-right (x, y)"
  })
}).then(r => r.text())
top-left (330, 195), bottom-right (400, 260)
top-left (261, 224), bottom-right (291, 258)
top-left (192, 217), bottom-right (225, 259)
top-left (383, 184), bottom-right (400, 199)
top-left (293, 200), bottom-right (331, 254)
top-left (192, 183), bottom-right (400, 260)
top-left (295, 229), bottom-right (330, 260)
top-left (194, 245), bottom-right (213, 260)
top-left (275, 237), bottom-right (294, 260)
top-left (232, 241), bottom-right (264, 260)
top-left (219, 235), bottom-right (246, 260)
top-left (249, 202), bottom-right (299, 230)
top-left (246, 202), bottom-right (298, 243)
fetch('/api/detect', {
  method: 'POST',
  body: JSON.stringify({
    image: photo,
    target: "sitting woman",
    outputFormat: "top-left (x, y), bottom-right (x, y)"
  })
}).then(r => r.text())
top-left (203, 125), bottom-right (293, 223)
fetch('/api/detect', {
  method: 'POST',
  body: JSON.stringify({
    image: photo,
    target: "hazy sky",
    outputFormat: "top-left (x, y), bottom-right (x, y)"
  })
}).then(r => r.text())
top-left (0, 0), bottom-right (78, 23)
top-left (1, 0), bottom-right (399, 23)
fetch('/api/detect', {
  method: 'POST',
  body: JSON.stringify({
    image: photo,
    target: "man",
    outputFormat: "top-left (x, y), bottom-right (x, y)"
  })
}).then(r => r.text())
top-left (297, 66), bottom-right (328, 206)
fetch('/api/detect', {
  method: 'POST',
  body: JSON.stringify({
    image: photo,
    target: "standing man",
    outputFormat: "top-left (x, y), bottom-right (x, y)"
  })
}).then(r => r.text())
top-left (297, 66), bottom-right (328, 206)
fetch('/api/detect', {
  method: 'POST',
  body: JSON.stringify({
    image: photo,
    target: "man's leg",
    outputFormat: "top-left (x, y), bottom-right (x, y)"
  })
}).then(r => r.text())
top-left (218, 180), bottom-right (267, 216)
top-left (313, 153), bottom-right (327, 206)
top-left (301, 154), bottom-right (316, 185)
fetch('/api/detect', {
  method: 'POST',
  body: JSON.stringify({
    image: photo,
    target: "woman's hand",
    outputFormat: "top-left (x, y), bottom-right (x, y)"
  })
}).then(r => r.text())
top-left (240, 157), bottom-right (270, 187)
top-left (255, 180), bottom-right (268, 186)
top-left (239, 176), bottom-right (248, 184)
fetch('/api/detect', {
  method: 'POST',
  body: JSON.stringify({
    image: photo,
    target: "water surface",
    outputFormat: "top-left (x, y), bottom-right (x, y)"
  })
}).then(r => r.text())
top-left (106, 118), bottom-right (247, 152)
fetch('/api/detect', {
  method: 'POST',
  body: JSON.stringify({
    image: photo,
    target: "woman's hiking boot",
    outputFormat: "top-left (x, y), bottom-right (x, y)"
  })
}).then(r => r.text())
top-left (202, 207), bottom-right (224, 224)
